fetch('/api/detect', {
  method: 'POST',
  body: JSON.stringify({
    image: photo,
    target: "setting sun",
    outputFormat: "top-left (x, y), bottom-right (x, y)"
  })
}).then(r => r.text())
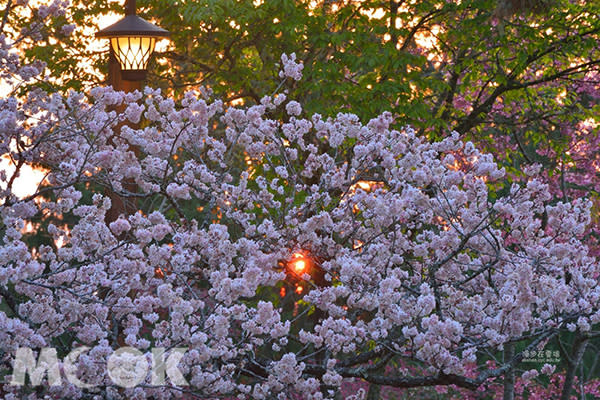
top-left (289, 252), bottom-right (309, 275)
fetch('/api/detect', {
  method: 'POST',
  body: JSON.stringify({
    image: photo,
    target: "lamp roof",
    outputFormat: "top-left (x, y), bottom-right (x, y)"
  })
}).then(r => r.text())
top-left (96, 14), bottom-right (170, 38)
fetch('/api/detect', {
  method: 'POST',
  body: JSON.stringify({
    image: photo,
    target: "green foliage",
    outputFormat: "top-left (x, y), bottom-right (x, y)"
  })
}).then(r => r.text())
top-left (15, 0), bottom-right (599, 170)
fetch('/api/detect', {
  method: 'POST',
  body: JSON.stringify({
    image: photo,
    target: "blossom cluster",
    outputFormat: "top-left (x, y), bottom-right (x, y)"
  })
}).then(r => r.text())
top-left (1, 77), bottom-right (599, 398)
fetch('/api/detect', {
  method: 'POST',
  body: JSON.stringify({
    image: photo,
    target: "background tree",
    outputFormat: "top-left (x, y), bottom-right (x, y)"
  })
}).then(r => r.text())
top-left (8, 0), bottom-right (600, 205)
top-left (6, 0), bottom-right (600, 187)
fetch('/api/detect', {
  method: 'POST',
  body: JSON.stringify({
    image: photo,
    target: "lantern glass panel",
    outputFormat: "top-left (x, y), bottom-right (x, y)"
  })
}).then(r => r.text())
top-left (110, 36), bottom-right (156, 70)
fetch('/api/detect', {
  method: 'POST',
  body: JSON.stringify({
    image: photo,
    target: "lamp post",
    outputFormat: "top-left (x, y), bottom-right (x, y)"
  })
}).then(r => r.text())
top-left (95, 0), bottom-right (169, 222)
top-left (96, 0), bottom-right (170, 92)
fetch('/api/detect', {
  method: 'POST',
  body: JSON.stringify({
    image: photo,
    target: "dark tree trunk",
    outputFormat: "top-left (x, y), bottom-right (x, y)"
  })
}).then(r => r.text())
top-left (560, 334), bottom-right (588, 400)
top-left (503, 342), bottom-right (515, 400)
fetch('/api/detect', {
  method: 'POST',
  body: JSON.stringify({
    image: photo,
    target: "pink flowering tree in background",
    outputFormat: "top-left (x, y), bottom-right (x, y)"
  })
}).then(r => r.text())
top-left (3, 1), bottom-right (600, 400)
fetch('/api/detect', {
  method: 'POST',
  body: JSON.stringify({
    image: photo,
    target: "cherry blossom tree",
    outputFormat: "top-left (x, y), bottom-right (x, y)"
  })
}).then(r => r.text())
top-left (2, 2), bottom-right (600, 400)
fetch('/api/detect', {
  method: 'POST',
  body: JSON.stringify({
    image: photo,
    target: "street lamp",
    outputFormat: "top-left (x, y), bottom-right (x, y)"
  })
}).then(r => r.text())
top-left (96, 0), bottom-right (170, 82)
top-left (96, 0), bottom-right (169, 222)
